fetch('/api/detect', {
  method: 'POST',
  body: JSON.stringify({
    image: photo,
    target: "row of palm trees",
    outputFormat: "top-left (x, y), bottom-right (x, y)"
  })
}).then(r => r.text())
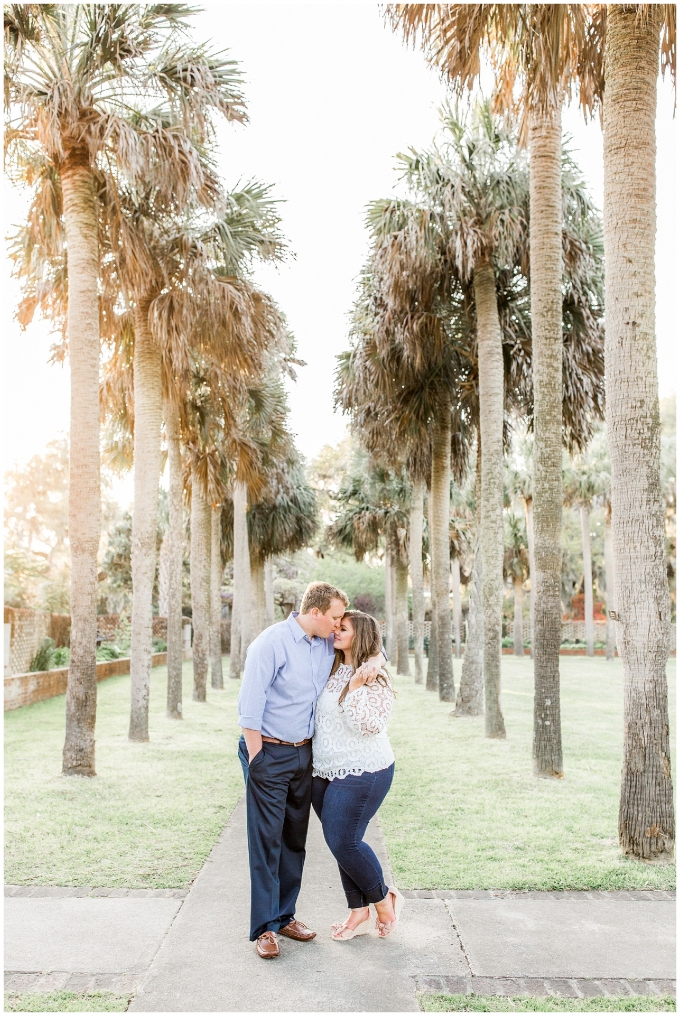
top-left (332, 3), bottom-right (674, 862)
top-left (5, 7), bottom-right (318, 769)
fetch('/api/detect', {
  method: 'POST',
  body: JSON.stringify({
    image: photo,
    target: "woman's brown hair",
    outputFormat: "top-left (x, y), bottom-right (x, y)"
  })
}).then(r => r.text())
top-left (330, 609), bottom-right (394, 704)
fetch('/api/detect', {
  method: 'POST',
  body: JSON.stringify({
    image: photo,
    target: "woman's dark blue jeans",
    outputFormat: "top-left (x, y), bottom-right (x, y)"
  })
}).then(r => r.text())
top-left (312, 763), bottom-right (395, 909)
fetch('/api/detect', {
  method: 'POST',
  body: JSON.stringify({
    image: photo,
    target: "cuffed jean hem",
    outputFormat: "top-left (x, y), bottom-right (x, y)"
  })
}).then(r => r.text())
top-left (345, 879), bottom-right (389, 909)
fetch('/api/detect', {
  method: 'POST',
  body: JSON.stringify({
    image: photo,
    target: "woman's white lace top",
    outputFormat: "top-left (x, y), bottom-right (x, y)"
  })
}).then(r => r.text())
top-left (312, 663), bottom-right (395, 780)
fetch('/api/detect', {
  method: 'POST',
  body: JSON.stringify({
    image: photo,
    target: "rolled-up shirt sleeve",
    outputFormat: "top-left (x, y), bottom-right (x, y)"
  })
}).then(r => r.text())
top-left (238, 637), bottom-right (279, 730)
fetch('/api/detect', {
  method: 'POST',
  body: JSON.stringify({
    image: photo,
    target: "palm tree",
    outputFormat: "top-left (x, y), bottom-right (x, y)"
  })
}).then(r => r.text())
top-left (602, 5), bottom-right (675, 861)
top-left (504, 512), bottom-right (530, 657)
top-left (164, 396), bottom-right (184, 718)
top-left (507, 437), bottom-right (536, 657)
top-left (111, 180), bottom-right (287, 739)
top-left (209, 502), bottom-right (225, 689)
top-left (403, 105), bottom-right (530, 738)
top-left (409, 478), bottom-right (426, 682)
top-left (386, 2), bottom-right (603, 768)
top-left (563, 449), bottom-right (608, 657)
top-left (327, 462), bottom-right (412, 674)
top-left (4, 4), bottom-right (246, 774)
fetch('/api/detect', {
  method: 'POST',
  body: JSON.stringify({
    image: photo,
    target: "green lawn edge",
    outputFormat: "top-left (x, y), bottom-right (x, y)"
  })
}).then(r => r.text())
top-left (4, 991), bottom-right (131, 1012)
top-left (418, 994), bottom-right (676, 1012)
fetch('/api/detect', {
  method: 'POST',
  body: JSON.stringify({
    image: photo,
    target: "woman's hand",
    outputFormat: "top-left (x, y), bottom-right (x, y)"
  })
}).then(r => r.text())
top-left (348, 668), bottom-right (371, 694)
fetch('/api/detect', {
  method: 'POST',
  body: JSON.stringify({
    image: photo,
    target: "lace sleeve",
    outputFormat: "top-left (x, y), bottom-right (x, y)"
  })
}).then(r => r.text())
top-left (342, 679), bottom-right (393, 736)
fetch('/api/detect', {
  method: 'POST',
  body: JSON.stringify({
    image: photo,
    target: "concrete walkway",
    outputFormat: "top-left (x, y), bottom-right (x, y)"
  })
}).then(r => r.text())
top-left (5, 796), bottom-right (676, 1011)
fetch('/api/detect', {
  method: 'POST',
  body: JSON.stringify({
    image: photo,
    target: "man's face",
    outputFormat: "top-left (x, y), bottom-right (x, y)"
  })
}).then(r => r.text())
top-left (310, 598), bottom-right (347, 639)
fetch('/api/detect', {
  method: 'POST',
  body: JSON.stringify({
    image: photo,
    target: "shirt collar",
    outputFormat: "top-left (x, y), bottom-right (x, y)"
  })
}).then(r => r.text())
top-left (287, 611), bottom-right (310, 643)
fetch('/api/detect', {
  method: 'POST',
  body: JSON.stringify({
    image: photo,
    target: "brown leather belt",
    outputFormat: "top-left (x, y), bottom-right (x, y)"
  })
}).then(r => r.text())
top-left (261, 736), bottom-right (311, 747)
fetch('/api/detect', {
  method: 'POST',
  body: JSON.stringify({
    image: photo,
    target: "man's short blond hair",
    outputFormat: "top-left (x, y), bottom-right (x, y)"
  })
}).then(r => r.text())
top-left (299, 581), bottom-right (349, 615)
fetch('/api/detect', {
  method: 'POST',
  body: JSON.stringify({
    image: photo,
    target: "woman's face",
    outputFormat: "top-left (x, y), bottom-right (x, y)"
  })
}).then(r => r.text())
top-left (333, 616), bottom-right (354, 654)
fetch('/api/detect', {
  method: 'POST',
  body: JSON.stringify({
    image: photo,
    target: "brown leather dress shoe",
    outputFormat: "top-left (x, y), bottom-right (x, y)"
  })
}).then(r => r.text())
top-left (278, 919), bottom-right (316, 941)
top-left (256, 931), bottom-right (280, 958)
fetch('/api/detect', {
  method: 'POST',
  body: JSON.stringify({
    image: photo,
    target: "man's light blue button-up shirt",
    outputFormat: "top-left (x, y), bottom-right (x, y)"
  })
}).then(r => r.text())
top-left (237, 612), bottom-right (336, 742)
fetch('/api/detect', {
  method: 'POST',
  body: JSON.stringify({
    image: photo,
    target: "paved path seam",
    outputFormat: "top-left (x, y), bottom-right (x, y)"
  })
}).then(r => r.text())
top-left (5, 886), bottom-right (188, 899)
top-left (402, 889), bottom-right (675, 901)
top-left (4, 972), bottom-right (141, 995)
top-left (416, 975), bottom-right (677, 999)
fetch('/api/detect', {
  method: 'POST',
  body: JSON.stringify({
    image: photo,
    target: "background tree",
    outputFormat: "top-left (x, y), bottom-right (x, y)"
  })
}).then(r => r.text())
top-left (602, 4), bottom-right (675, 861)
top-left (4, 3), bottom-right (247, 774)
top-left (504, 511), bottom-right (530, 657)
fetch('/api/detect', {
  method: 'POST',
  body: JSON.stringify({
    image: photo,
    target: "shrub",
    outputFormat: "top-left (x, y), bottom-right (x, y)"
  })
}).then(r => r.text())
top-left (29, 638), bottom-right (55, 672)
top-left (52, 646), bottom-right (70, 667)
top-left (96, 643), bottom-right (121, 661)
top-left (152, 638), bottom-right (167, 653)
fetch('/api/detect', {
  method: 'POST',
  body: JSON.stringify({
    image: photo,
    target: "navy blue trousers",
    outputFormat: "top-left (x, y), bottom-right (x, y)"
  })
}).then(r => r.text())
top-left (238, 736), bottom-right (313, 941)
top-left (311, 763), bottom-right (394, 909)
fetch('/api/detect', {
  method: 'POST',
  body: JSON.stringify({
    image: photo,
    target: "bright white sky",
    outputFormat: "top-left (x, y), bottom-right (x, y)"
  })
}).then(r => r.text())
top-left (3, 2), bottom-right (677, 510)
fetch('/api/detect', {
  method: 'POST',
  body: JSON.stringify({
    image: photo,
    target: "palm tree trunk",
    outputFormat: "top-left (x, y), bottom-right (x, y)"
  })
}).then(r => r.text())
top-left (513, 578), bottom-right (524, 657)
top-left (474, 260), bottom-right (505, 738)
top-left (129, 300), bottom-right (162, 742)
top-left (427, 583), bottom-right (439, 692)
top-left (529, 103), bottom-right (564, 776)
top-left (409, 478), bottom-right (425, 683)
top-left (190, 469), bottom-right (210, 701)
top-left (164, 401), bottom-right (183, 719)
top-left (432, 415), bottom-right (454, 702)
top-left (251, 553), bottom-right (267, 638)
top-left (604, 503), bottom-right (616, 661)
top-left (579, 503), bottom-right (594, 657)
top-left (264, 556), bottom-right (275, 627)
top-left (230, 481), bottom-right (253, 677)
top-left (452, 557), bottom-right (462, 660)
top-left (604, 5), bottom-right (673, 860)
top-left (525, 496), bottom-right (535, 659)
top-left (384, 545), bottom-right (395, 663)
top-left (395, 555), bottom-right (411, 675)
top-left (210, 504), bottom-right (224, 689)
top-left (158, 529), bottom-right (170, 618)
top-left (61, 156), bottom-right (101, 777)
top-left (455, 543), bottom-right (484, 716)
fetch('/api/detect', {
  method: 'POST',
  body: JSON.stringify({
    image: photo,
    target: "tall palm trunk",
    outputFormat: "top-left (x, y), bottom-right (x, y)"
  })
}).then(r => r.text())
top-left (384, 545), bottom-right (396, 663)
top-left (604, 503), bottom-right (616, 661)
top-left (474, 260), bottom-right (505, 738)
top-left (164, 402), bottom-right (183, 719)
top-left (513, 578), bottom-right (524, 656)
top-left (61, 156), bottom-right (101, 777)
top-left (264, 557), bottom-right (275, 627)
top-left (604, 5), bottom-right (673, 860)
top-left (230, 481), bottom-right (253, 677)
top-left (190, 470), bottom-right (211, 701)
top-left (129, 300), bottom-right (162, 742)
top-left (455, 443), bottom-right (483, 716)
top-left (579, 503), bottom-right (594, 657)
top-left (210, 504), bottom-right (224, 689)
top-left (395, 554), bottom-right (411, 676)
top-left (409, 478), bottom-right (425, 683)
top-left (427, 583), bottom-right (439, 692)
top-left (529, 104), bottom-right (564, 776)
top-left (157, 529), bottom-right (170, 618)
top-left (524, 496), bottom-right (535, 659)
top-left (251, 553), bottom-right (267, 638)
top-left (455, 543), bottom-right (484, 715)
top-left (451, 557), bottom-right (462, 659)
top-left (432, 415), bottom-right (454, 702)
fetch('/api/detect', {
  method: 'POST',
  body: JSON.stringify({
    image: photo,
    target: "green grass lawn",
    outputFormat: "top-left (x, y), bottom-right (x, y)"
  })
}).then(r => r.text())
top-left (5, 658), bottom-right (244, 888)
top-left (382, 656), bottom-right (676, 890)
top-left (4, 991), bottom-right (130, 1012)
top-left (419, 994), bottom-right (676, 1012)
top-left (4, 653), bottom-right (676, 891)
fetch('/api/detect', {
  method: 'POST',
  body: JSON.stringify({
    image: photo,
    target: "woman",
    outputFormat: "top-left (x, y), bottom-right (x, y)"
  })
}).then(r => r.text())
top-left (312, 609), bottom-right (405, 941)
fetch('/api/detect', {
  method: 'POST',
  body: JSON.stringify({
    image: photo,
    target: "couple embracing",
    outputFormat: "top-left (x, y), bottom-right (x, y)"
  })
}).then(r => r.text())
top-left (237, 581), bottom-right (405, 959)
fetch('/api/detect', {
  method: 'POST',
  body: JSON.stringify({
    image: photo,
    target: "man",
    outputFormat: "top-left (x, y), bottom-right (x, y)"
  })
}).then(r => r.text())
top-left (238, 581), bottom-right (384, 958)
